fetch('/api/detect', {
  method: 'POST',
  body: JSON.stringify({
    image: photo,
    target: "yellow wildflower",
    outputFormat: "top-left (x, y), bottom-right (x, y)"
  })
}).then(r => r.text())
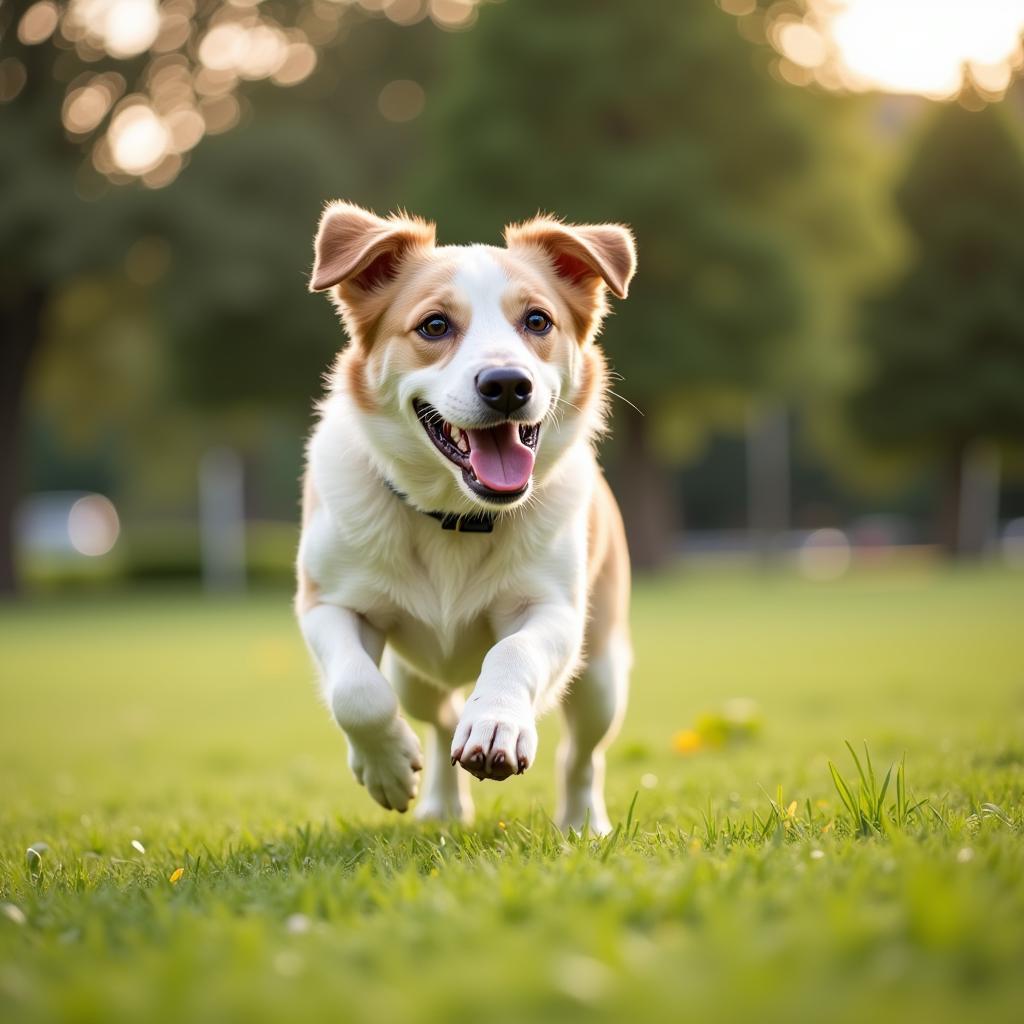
top-left (672, 729), bottom-right (703, 755)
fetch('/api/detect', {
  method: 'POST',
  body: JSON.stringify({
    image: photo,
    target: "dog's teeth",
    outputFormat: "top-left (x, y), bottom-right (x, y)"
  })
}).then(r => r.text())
top-left (451, 427), bottom-right (470, 453)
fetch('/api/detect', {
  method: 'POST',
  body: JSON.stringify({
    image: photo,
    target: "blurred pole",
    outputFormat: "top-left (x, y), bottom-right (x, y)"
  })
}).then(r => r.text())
top-left (957, 443), bottom-right (1000, 558)
top-left (747, 402), bottom-right (790, 562)
top-left (198, 447), bottom-right (247, 592)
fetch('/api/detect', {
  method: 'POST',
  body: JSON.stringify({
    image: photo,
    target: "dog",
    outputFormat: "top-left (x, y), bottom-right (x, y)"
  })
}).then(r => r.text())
top-left (295, 202), bottom-right (636, 833)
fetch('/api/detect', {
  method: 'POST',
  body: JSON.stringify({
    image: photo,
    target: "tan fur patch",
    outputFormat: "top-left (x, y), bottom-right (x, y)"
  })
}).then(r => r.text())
top-left (503, 216), bottom-right (636, 344)
top-left (341, 348), bottom-right (376, 413)
top-left (356, 256), bottom-right (467, 390)
top-left (500, 241), bottom-right (609, 343)
top-left (491, 253), bottom-right (565, 358)
top-left (576, 345), bottom-right (607, 416)
top-left (585, 472), bottom-right (630, 656)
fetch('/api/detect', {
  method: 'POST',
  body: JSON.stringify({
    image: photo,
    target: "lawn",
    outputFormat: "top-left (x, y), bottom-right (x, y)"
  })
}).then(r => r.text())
top-left (1, 564), bottom-right (1022, 1023)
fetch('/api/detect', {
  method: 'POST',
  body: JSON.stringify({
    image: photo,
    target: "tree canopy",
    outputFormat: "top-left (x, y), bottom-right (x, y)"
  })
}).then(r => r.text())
top-left (853, 101), bottom-right (1024, 449)
top-left (415, 0), bottom-right (816, 402)
top-left (850, 100), bottom-right (1024, 548)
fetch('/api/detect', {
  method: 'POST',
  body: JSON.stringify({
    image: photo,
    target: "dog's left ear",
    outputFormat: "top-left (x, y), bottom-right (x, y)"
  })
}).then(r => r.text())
top-left (504, 216), bottom-right (637, 299)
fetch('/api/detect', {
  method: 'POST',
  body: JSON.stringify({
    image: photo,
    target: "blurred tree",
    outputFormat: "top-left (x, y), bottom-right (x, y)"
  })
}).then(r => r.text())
top-left (850, 99), bottom-right (1024, 556)
top-left (0, 11), bottom-right (148, 595)
top-left (0, 0), bottom-right (328, 593)
top-left (0, 0), bottom-right (442, 593)
top-left (413, 0), bottom-right (882, 567)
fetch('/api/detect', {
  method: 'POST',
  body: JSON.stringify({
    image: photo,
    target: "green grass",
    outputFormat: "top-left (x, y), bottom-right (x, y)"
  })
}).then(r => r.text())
top-left (1, 564), bottom-right (1022, 1023)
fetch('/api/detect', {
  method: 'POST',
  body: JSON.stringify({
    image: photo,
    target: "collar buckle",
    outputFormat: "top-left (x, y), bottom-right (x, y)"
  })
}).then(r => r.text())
top-left (439, 512), bottom-right (494, 533)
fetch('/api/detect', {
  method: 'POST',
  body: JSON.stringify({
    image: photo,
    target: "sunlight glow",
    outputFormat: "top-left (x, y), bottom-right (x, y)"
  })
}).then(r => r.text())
top-left (762, 0), bottom-right (1024, 100)
top-left (834, 0), bottom-right (1024, 97)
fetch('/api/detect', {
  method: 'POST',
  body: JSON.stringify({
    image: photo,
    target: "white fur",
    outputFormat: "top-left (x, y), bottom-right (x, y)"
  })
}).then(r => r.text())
top-left (298, 245), bottom-right (628, 832)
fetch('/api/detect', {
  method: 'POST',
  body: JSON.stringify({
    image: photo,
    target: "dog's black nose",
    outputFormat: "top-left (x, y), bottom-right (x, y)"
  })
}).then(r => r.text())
top-left (476, 366), bottom-right (533, 415)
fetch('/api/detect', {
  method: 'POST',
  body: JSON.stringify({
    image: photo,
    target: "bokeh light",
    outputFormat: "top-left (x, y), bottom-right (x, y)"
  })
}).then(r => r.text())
top-left (383, 0), bottom-right (427, 27)
top-left (272, 42), bottom-right (318, 86)
top-left (108, 103), bottom-right (170, 175)
top-left (797, 528), bottom-right (852, 581)
top-left (14, 0), bottom-right (481, 184)
top-left (430, 0), bottom-right (478, 31)
top-left (62, 73), bottom-right (125, 135)
top-left (198, 92), bottom-right (242, 134)
top-left (378, 79), bottom-right (426, 122)
top-left (0, 58), bottom-right (28, 103)
top-left (67, 495), bottom-right (121, 557)
top-left (66, 0), bottom-right (161, 59)
top-left (17, 1), bottom-right (60, 45)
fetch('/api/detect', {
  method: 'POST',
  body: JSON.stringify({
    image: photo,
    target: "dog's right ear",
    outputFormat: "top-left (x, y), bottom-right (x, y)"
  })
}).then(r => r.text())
top-left (309, 202), bottom-right (435, 293)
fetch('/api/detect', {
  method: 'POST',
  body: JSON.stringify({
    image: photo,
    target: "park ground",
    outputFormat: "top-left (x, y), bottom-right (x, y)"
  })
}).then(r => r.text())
top-left (1, 563), bottom-right (1022, 1023)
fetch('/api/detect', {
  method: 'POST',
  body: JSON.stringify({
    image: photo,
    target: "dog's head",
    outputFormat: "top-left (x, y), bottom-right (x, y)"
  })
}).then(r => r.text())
top-left (310, 202), bottom-right (636, 513)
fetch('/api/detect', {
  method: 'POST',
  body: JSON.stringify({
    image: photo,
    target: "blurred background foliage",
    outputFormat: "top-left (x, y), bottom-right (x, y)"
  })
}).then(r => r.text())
top-left (2, 0), bottom-right (1024, 592)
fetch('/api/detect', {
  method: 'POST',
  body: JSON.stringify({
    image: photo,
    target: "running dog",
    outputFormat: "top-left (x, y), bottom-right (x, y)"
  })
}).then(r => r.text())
top-left (296, 202), bottom-right (636, 833)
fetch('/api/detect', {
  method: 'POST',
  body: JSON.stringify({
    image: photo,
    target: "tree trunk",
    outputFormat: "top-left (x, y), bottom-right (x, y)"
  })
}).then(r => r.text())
top-left (613, 405), bottom-right (675, 572)
top-left (936, 445), bottom-right (965, 558)
top-left (0, 288), bottom-right (45, 597)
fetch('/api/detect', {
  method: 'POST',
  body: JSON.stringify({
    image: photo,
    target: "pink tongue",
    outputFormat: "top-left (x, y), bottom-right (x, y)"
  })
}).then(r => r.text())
top-left (466, 423), bottom-right (535, 492)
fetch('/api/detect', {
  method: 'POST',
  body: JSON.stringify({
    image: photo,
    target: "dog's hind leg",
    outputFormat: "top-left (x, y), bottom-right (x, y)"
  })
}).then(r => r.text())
top-left (388, 654), bottom-right (473, 823)
top-left (556, 629), bottom-right (631, 836)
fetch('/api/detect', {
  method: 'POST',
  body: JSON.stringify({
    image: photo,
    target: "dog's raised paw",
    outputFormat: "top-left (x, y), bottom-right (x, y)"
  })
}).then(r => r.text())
top-left (450, 702), bottom-right (537, 782)
top-left (347, 716), bottom-right (423, 812)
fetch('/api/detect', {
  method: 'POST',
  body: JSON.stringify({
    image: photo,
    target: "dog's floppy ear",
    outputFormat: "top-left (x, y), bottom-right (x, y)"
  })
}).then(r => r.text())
top-left (503, 216), bottom-right (637, 299)
top-left (309, 202), bottom-right (435, 293)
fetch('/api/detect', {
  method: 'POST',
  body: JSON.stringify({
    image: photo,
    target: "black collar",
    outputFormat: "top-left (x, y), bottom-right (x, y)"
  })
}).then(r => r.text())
top-left (383, 480), bottom-right (495, 533)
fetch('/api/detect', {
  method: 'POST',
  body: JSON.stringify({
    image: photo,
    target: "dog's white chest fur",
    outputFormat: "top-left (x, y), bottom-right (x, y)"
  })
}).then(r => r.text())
top-left (302, 401), bottom-right (590, 686)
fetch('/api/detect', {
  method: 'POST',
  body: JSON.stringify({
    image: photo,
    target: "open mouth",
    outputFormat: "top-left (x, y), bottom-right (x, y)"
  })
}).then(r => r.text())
top-left (413, 400), bottom-right (540, 502)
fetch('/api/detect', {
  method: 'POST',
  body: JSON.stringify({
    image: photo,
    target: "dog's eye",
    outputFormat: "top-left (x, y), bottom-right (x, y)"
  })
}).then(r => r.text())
top-left (524, 309), bottom-right (553, 335)
top-left (417, 315), bottom-right (451, 340)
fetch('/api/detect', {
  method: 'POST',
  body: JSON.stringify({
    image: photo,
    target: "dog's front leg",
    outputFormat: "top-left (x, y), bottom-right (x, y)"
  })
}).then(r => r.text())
top-left (451, 602), bottom-right (583, 782)
top-left (301, 604), bottom-right (422, 811)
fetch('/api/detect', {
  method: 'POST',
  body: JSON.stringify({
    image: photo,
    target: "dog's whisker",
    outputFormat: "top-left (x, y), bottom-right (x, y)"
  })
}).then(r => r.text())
top-left (605, 389), bottom-right (645, 416)
top-left (554, 396), bottom-right (583, 414)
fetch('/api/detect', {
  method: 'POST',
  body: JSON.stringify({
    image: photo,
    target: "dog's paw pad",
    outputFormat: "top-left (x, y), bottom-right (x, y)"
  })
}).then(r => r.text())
top-left (451, 702), bottom-right (537, 782)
